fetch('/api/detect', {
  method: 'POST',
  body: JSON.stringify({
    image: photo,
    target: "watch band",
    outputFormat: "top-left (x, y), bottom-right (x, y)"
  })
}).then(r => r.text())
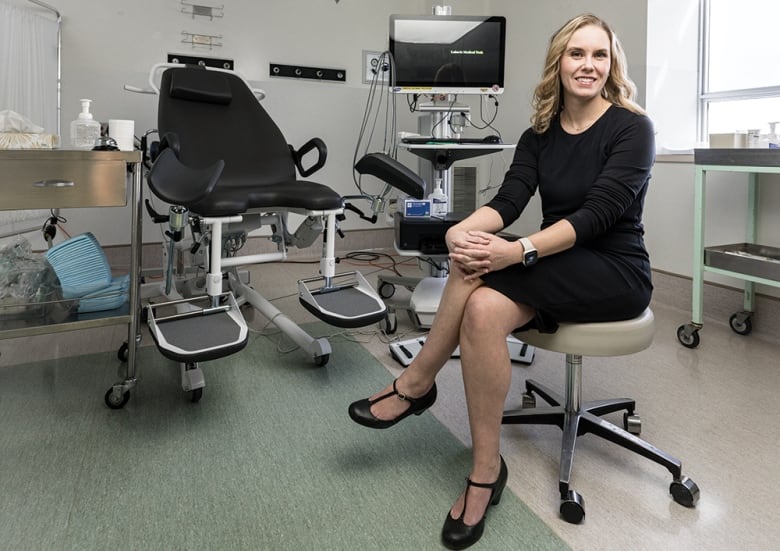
top-left (519, 237), bottom-right (537, 266)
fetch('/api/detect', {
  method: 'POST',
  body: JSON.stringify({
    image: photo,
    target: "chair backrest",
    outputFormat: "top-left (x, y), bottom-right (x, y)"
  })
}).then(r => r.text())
top-left (157, 66), bottom-right (295, 188)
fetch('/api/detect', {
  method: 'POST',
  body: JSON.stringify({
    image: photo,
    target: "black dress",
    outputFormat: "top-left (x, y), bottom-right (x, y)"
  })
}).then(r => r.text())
top-left (481, 105), bottom-right (655, 333)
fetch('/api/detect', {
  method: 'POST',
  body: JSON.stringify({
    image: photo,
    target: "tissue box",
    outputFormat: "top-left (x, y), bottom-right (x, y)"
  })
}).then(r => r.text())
top-left (0, 132), bottom-right (59, 149)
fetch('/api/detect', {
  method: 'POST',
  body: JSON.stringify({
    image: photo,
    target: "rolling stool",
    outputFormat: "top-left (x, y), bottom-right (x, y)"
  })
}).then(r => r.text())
top-left (502, 308), bottom-right (700, 523)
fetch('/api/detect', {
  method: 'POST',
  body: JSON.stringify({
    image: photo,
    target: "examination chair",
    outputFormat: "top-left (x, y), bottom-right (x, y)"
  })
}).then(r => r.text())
top-left (125, 64), bottom-right (423, 405)
top-left (502, 308), bottom-right (700, 523)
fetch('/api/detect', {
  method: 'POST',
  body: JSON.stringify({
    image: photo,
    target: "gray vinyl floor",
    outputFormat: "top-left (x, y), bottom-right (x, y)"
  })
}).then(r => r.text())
top-left (1, 249), bottom-right (778, 551)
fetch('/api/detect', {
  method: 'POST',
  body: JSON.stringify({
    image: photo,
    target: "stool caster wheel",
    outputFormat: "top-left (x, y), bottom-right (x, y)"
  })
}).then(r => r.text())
top-left (521, 392), bottom-right (536, 409)
top-left (560, 490), bottom-right (585, 524)
top-left (623, 412), bottom-right (642, 435)
top-left (670, 476), bottom-right (700, 508)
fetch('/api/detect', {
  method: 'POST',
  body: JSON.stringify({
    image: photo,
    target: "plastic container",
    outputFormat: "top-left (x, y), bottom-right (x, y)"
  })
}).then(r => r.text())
top-left (69, 99), bottom-right (101, 150)
top-left (768, 122), bottom-right (779, 149)
top-left (746, 129), bottom-right (761, 148)
top-left (429, 178), bottom-right (449, 218)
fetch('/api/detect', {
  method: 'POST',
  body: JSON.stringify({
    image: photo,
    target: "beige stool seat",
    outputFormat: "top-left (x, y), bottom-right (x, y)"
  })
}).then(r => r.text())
top-left (503, 308), bottom-right (699, 524)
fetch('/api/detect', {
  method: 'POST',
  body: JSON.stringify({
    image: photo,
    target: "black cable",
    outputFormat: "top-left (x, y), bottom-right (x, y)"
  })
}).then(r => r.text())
top-left (352, 50), bottom-right (398, 196)
top-left (344, 251), bottom-right (404, 277)
top-left (463, 95), bottom-right (501, 138)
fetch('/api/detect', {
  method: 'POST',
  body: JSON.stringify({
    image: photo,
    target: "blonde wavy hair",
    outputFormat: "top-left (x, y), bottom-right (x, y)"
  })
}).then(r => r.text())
top-left (530, 14), bottom-right (644, 134)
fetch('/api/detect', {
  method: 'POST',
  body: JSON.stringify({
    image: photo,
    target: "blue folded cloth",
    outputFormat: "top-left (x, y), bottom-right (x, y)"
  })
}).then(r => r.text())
top-left (77, 274), bottom-right (129, 313)
top-left (45, 233), bottom-right (129, 312)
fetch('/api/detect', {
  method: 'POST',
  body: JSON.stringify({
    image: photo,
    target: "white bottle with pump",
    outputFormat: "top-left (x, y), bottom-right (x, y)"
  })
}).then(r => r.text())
top-left (429, 178), bottom-right (449, 218)
top-left (70, 99), bottom-right (101, 150)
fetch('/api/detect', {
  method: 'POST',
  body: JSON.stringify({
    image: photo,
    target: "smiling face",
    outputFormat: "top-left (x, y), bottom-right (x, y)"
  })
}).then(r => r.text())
top-left (559, 24), bottom-right (612, 105)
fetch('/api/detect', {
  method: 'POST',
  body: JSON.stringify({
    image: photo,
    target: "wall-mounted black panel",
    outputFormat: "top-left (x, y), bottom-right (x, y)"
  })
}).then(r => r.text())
top-left (167, 54), bottom-right (234, 70)
top-left (269, 63), bottom-right (346, 83)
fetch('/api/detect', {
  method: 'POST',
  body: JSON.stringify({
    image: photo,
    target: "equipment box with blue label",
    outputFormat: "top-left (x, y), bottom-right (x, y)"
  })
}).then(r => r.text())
top-left (404, 199), bottom-right (431, 217)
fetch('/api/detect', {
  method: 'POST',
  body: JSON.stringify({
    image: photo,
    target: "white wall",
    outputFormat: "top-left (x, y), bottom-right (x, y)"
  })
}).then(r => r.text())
top-left (45, 0), bottom-right (780, 300)
top-left (21, 0), bottom-right (645, 248)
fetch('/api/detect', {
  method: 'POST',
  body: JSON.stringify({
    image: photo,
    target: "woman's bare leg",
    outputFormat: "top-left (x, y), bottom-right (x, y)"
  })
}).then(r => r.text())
top-left (448, 286), bottom-right (533, 525)
top-left (366, 263), bottom-right (484, 422)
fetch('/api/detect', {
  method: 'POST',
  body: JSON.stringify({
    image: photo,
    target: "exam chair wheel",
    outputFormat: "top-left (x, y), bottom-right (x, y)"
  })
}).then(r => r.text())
top-left (729, 313), bottom-right (752, 335)
top-left (676, 325), bottom-right (700, 349)
top-left (378, 281), bottom-right (395, 299)
top-left (670, 476), bottom-right (700, 508)
top-left (382, 312), bottom-right (397, 334)
top-left (190, 387), bottom-right (203, 403)
top-left (560, 490), bottom-right (585, 524)
top-left (314, 354), bottom-right (330, 367)
top-left (104, 387), bottom-right (130, 409)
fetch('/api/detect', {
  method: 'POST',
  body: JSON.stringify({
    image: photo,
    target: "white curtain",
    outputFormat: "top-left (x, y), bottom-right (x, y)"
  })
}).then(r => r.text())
top-left (0, 0), bottom-right (59, 134)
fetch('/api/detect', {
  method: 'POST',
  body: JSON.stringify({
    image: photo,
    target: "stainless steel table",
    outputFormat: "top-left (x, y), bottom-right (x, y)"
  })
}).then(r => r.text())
top-left (0, 149), bottom-right (143, 407)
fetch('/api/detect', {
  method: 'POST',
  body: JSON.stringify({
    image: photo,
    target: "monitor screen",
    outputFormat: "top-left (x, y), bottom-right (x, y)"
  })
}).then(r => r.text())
top-left (389, 14), bottom-right (506, 95)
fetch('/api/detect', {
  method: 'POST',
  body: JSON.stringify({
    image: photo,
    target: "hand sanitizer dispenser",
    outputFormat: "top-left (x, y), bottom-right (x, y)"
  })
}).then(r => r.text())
top-left (429, 178), bottom-right (449, 218)
top-left (70, 99), bottom-right (101, 150)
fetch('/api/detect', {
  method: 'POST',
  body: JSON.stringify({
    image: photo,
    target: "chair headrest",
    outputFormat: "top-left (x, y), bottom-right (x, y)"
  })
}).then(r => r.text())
top-left (168, 67), bottom-right (232, 105)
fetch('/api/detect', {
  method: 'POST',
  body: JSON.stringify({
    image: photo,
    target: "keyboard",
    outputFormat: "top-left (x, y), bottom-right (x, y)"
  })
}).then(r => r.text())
top-left (401, 136), bottom-right (502, 145)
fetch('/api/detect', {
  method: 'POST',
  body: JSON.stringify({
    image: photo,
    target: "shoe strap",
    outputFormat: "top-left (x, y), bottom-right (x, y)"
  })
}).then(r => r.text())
top-left (369, 379), bottom-right (427, 406)
top-left (393, 379), bottom-right (411, 402)
top-left (466, 477), bottom-right (498, 490)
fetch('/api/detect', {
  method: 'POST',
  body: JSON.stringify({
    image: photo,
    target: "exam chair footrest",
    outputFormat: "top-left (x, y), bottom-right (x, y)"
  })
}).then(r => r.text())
top-left (298, 271), bottom-right (387, 328)
top-left (147, 292), bottom-right (249, 363)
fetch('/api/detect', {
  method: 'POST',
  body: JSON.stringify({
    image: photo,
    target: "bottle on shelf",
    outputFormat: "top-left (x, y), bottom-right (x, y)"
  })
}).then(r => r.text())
top-left (429, 178), bottom-right (449, 218)
top-left (69, 99), bottom-right (101, 150)
top-left (767, 122), bottom-right (779, 149)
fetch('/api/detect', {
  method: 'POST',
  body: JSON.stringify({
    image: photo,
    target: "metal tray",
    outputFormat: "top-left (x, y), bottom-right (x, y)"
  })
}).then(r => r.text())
top-left (704, 243), bottom-right (780, 281)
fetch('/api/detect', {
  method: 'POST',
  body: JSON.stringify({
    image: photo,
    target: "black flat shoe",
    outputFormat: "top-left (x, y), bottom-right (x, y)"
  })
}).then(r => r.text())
top-left (441, 456), bottom-right (508, 550)
top-left (348, 379), bottom-right (437, 429)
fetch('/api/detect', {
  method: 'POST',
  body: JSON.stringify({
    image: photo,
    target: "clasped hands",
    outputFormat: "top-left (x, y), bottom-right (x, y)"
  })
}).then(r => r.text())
top-left (447, 229), bottom-right (519, 281)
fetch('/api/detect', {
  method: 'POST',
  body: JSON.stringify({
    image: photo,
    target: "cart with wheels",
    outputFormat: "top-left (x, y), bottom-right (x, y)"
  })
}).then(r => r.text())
top-left (677, 149), bottom-right (780, 349)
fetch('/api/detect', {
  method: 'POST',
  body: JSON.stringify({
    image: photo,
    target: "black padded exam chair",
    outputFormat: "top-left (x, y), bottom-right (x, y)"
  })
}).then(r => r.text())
top-left (142, 65), bottom-right (414, 400)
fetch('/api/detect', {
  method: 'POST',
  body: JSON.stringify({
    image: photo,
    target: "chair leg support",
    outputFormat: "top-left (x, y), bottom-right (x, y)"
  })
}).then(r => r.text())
top-left (502, 351), bottom-right (686, 507)
top-left (559, 411), bottom-right (581, 497)
top-left (230, 276), bottom-right (332, 363)
top-left (580, 411), bottom-right (683, 479)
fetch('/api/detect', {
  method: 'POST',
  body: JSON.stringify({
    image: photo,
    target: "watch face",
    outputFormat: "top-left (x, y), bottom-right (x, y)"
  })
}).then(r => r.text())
top-left (525, 250), bottom-right (538, 266)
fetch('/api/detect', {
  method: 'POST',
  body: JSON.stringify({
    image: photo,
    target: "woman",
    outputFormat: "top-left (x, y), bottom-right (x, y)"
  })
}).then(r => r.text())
top-left (349, 13), bottom-right (654, 549)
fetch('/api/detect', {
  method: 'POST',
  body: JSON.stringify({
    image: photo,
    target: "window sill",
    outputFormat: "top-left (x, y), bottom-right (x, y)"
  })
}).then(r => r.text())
top-left (655, 153), bottom-right (694, 164)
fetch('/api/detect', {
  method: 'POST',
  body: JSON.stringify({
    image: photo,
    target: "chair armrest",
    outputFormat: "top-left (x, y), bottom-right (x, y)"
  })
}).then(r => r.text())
top-left (291, 137), bottom-right (327, 177)
top-left (354, 152), bottom-right (425, 199)
top-left (147, 147), bottom-right (225, 207)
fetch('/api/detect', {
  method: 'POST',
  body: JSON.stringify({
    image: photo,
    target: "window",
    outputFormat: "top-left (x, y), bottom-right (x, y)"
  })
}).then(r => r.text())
top-left (699, 0), bottom-right (780, 139)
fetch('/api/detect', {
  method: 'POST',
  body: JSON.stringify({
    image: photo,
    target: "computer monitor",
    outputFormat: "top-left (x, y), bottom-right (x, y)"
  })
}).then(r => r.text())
top-left (389, 14), bottom-right (506, 96)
